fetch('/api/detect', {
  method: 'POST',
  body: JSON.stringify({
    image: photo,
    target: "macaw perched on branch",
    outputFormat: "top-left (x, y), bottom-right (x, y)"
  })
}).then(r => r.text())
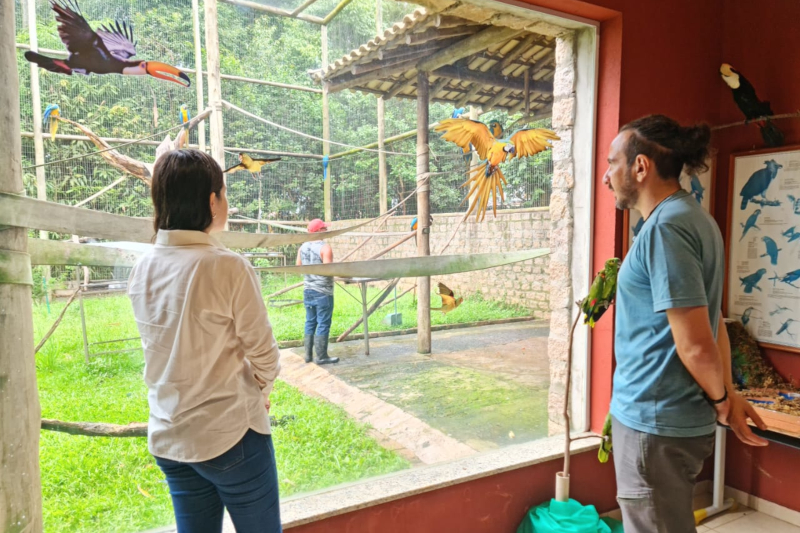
top-left (24, 0), bottom-right (190, 87)
top-left (580, 258), bottom-right (621, 327)
top-left (431, 282), bottom-right (462, 315)
top-left (179, 104), bottom-right (191, 126)
top-left (43, 104), bottom-right (60, 140)
top-left (434, 118), bottom-right (559, 221)
top-left (224, 152), bottom-right (281, 179)
top-left (720, 63), bottom-right (784, 147)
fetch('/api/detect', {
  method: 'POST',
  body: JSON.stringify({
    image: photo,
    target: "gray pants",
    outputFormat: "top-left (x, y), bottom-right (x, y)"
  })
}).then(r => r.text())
top-left (612, 416), bottom-right (714, 533)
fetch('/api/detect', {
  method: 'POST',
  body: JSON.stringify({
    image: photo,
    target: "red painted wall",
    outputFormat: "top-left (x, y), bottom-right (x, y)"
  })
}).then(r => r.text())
top-left (289, 450), bottom-right (618, 533)
top-left (711, 1), bottom-right (800, 513)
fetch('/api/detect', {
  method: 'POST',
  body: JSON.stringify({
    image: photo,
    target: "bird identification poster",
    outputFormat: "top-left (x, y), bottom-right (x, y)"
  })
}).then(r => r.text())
top-left (728, 147), bottom-right (800, 352)
top-left (626, 157), bottom-right (715, 249)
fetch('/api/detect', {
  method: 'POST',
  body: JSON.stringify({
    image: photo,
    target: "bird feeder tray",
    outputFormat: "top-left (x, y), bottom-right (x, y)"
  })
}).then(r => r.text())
top-left (744, 391), bottom-right (800, 438)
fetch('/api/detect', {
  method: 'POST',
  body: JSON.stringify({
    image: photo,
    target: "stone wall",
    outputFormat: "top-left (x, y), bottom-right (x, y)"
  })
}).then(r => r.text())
top-left (328, 208), bottom-right (551, 319)
top-left (547, 32), bottom-right (578, 433)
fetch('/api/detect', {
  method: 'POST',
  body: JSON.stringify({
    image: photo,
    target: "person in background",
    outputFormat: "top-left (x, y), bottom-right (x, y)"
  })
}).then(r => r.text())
top-left (603, 115), bottom-right (767, 533)
top-left (297, 219), bottom-right (339, 365)
top-left (128, 150), bottom-right (282, 533)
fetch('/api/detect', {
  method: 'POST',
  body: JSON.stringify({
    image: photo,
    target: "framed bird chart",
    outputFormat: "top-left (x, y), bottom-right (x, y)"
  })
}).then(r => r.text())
top-left (622, 155), bottom-right (716, 256)
top-left (726, 145), bottom-right (800, 353)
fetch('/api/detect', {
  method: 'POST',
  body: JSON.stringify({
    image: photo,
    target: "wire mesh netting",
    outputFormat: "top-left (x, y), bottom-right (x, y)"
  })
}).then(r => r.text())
top-left (14, 0), bottom-right (552, 229)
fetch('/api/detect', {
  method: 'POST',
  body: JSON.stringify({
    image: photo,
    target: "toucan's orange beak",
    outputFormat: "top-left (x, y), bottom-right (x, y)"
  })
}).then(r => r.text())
top-left (145, 61), bottom-right (191, 87)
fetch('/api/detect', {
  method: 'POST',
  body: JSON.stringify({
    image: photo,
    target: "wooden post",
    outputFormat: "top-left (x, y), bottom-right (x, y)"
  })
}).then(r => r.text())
top-left (376, 0), bottom-right (387, 215)
top-left (0, 0), bottom-right (43, 526)
top-left (416, 71), bottom-right (431, 354)
top-left (360, 281), bottom-right (370, 355)
top-left (28, 0), bottom-right (50, 288)
top-left (322, 25), bottom-right (332, 222)
top-left (192, 0), bottom-right (207, 152)
top-left (204, 0), bottom-right (224, 168)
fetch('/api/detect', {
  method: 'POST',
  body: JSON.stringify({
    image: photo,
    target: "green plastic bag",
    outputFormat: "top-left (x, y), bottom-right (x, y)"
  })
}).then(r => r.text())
top-left (516, 499), bottom-right (624, 533)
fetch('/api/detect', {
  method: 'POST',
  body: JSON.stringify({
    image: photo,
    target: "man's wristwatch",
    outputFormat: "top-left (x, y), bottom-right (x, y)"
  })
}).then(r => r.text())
top-left (704, 388), bottom-right (728, 406)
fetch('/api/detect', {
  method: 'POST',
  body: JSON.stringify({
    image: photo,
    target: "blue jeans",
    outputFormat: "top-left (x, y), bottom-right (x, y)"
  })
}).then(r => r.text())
top-left (155, 429), bottom-right (281, 533)
top-left (304, 289), bottom-right (333, 337)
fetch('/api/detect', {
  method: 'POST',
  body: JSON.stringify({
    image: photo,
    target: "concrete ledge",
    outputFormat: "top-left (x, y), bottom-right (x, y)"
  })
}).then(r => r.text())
top-left (280, 433), bottom-right (601, 529)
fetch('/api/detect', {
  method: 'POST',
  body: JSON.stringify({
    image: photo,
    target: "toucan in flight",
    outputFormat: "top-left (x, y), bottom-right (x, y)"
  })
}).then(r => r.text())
top-left (224, 153), bottom-right (281, 179)
top-left (720, 63), bottom-right (783, 147)
top-left (25, 0), bottom-right (190, 87)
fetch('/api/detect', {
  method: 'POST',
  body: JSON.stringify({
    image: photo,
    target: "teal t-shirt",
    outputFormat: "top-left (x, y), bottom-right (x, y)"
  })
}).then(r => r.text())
top-left (610, 190), bottom-right (723, 437)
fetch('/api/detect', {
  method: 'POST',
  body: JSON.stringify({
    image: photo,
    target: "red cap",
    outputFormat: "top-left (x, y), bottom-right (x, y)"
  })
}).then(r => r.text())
top-left (307, 219), bottom-right (329, 233)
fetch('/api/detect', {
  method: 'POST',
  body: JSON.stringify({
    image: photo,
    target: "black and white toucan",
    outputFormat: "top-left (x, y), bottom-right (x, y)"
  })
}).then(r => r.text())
top-left (720, 63), bottom-right (784, 147)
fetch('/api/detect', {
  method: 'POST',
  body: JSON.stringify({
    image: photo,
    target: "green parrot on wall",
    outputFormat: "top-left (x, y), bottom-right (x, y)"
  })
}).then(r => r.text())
top-left (580, 258), bottom-right (621, 327)
top-left (598, 413), bottom-right (613, 463)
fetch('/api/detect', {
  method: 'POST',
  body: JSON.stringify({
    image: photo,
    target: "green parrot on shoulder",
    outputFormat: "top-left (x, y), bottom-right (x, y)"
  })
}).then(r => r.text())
top-left (580, 258), bottom-right (621, 327)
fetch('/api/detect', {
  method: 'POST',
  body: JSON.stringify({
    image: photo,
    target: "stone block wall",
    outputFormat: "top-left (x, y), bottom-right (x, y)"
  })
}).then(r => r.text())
top-left (328, 208), bottom-right (551, 318)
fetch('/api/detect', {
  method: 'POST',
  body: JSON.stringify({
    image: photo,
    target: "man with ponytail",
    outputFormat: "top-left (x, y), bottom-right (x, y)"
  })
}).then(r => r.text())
top-left (603, 115), bottom-right (768, 532)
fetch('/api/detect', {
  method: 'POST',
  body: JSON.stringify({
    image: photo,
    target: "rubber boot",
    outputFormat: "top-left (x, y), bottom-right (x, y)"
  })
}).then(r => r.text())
top-left (314, 335), bottom-right (339, 365)
top-left (304, 334), bottom-right (314, 363)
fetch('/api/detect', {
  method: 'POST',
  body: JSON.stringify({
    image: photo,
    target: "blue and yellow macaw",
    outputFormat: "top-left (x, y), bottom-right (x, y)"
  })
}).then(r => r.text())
top-left (179, 104), bottom-right (191, 127)
top-left (43, 104), bottom-right (60, 141)
top-left (434, 118), bottom-right (560, 221)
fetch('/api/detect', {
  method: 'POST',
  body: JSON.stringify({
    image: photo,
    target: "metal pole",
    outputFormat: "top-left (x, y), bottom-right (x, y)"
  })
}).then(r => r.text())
top-left (322, 25), bottom-right (332, 222)
top-left (0, 0), bottom-right (43, 525)
top-left (376, 0), bottom-right (387, 215)
top-left (416, 71), bottom-right (431, 354)
top-left (361, 281), bottom-right (370, 355)
top-left (191, 0), bottom-right (207, 152)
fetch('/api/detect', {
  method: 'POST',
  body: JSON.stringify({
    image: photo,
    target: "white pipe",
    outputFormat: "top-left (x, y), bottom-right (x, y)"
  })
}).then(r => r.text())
top-left (555, 472), bottom-right (570, 502)
top-left (693, 426), bottom-right (735, 525)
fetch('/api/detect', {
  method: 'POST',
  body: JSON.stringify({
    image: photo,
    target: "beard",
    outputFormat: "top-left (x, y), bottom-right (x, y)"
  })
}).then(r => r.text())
top-left (613, 171), bottom-right (639, 211)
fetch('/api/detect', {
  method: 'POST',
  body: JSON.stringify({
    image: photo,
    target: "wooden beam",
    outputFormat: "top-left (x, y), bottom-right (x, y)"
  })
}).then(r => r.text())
top-left (28, 239), bottom-right (143, 267)
top-left (290, 0), bottom-right (321, 16)
top-left (322, 0), bottom-right (354, 25)
top-left (1, 0), bottom-right (42, 525)
top-left (191, 0), bottom-right (207, 152)
top-left (481, 87), bottom-right (515, 112)
top-left (326, 58), bottom-right (418, 93)
top-left (377, 0), bottom-right (387, 215)
top-left (456, 83), bottom-right (483, 108)
top-left (385, 74), bottom-right (416, 100)
top-left (416, 71), bottom-right (431, 354)
top-left (416, 26), bottom-right (522, 73)
top-left (350, 51), bottom-right (429, 76)
top-left (219, 0), bottom-right (324, 24)
top-left (429, 76), bottom-right (451, 100)
top-left (432, 64), bottom-right (553, 93)
top-left (205, 0), bottom-right (225, 171)
top-left (493, 34), bottom-right (539, 72)
top-left (404, 26), bottom-right (479, 46)
top-left (0, 194), bottom-right (366, 249)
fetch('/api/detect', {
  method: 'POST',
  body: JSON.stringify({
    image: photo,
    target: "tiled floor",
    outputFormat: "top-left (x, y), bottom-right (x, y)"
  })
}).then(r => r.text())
top-left (698, 507), bottom-right (800, 532)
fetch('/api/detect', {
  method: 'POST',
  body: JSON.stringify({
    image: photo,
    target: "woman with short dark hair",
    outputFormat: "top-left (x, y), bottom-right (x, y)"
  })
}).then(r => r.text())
top-left (128, 149), bottom-right (282, 533)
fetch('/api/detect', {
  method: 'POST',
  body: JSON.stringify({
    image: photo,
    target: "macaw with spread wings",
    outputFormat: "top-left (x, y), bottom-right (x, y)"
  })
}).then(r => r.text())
top-left (434, 118), bottom-right (559, 221)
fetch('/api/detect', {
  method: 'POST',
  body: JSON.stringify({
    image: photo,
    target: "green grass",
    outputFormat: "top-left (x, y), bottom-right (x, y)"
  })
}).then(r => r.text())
top-left (335, 360), bottom-right (549, 450)
top-left (32, 284), bottom-right (529, 532)
top-left (33, 297), bottom-right (409, 533)
top-left (261, 274), bottom-right (530, 341)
